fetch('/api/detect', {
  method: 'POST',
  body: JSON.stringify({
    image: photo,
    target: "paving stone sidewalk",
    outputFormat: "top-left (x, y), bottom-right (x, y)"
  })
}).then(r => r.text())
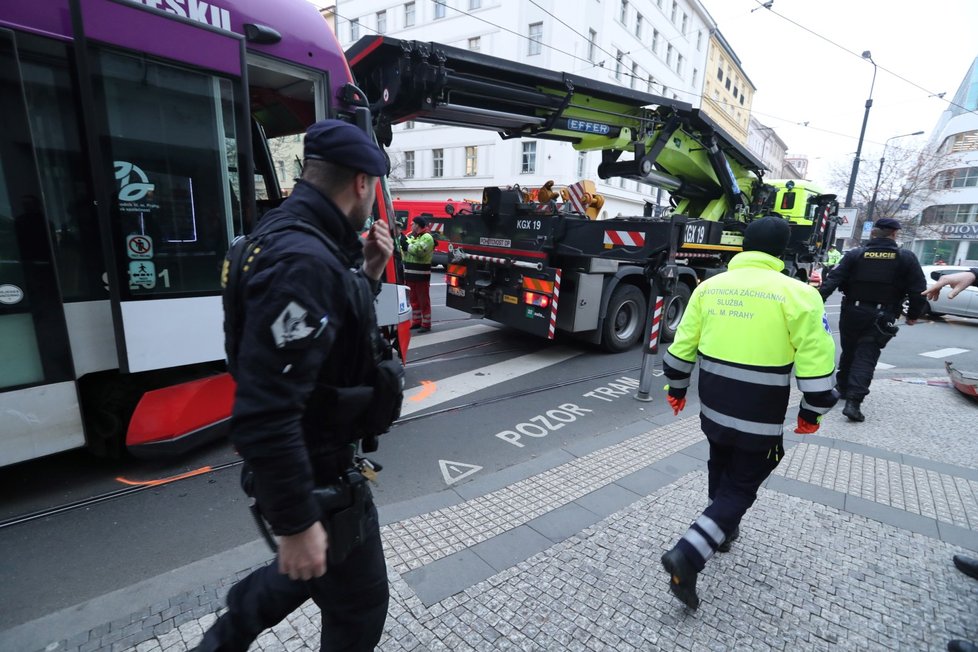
top-left (20, 379), bottom-right (978, 651)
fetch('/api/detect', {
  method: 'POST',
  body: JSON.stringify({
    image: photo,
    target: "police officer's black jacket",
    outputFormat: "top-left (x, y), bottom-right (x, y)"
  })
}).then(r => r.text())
top-left (227, 180), bottom-right (382, 536)
top-left (819, 237), bottom-right (927, 319)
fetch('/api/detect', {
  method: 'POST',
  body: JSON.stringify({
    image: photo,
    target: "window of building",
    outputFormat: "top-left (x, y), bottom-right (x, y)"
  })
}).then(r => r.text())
top-left (676, 54), bottom-right (683, 74)
top-left (666, 44), bottom-right (673, 66)
top-left (692, 68), bottom-right (698, 87)
top-left (465, 146), bottom-right (477, 176)
top-left (939, 130), bottom-right (978, 154)
top-left (631, 62), bottom-right (639, 89)
top-left (350, 18), bottom-right (359, 40)
top-left (376, 10), bottom-right (387, 33)
top-left (732, 86), bottom-right (738, 99)
top-left (469, 36), bottom-right (481, 51)
top-left (434, 0), bottom-right (445, 20)
top-left (615, 50), bottom-right (623, 80)
top-left (433, 148), bottom-right (444, 177)
top-left (681, 12), bottom-right (688, 34)
top-left (404, 151), bottom-right (415, 178)
top-left (717, 66), bottom-right (723, 81)
top-left (620, 0), bottom-right (628, 24)
top-left (920, 204), bottom-right (978, 224)
top-left (935, 167), bottom-right (978, 189)
top-left (469, 0), bottom-right (481, 8)
top-left (588, 29), bottom-right (597, 62)
top-left (661, 84), bottom-right (668, 96)
top-left (651, 29), bottom-right (659, 53)
top-left (405, 2), bottom-right (416, 27)
top-left (635, 13), bottom-right (642, 38)
top-left (725, 77), bottom-right (731, 90)
top-left (528, 22), bottom-right (543, 55)
top-left (713, 89), bottom-right (720, 101)
top-left (647, 75), bottom-right (655, 93)
top-left (577, 151), bottom-right (587, 178)
top-left (739, 95), bottom-right (745, 105)
top-left (696, 30), bottom-right (703, 50)
top-left (671, 0), bottom-right (678, 22)
top-left (522, 141), bottom-right (536, 173)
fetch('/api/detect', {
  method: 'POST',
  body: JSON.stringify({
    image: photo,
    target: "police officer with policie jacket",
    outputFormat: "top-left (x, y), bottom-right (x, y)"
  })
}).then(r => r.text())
top-left (819, 217), bottom-right (926, 423)
top-left (197, 120), bottom-right (403, 651)
top-left (661, 216), bottom-right (838, 610)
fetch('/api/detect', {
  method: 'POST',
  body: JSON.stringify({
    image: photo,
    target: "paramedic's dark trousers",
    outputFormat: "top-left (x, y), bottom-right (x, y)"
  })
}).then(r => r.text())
top-left (676, 437), bottom-right (782, 570)
top-left (196, 502), bottom-right (388, 651)
top-left (837, 306), bottom-right (889, 401)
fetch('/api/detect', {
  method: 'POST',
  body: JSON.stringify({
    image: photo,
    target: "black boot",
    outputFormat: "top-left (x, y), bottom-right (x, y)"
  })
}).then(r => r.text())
top-left (661, 547), bottom-right (700, 609)
top-left (718, 526), bottom-right (739, 553)
top-left (842, 399), bottom-right (865, 422)
top-left (953, 554), bottom-right (978, 581)
top-left (948, 641), bottom-right (978, 652)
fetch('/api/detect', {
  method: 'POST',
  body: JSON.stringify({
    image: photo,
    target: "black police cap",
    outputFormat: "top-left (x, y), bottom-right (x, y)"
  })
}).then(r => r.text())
top-left (743, 216), bottom-right (791, 257)
top-left (873, 217), bottom-right (902, 230)
top-left (412, 216), bottom-right (427, 227)
top-left (303, 119), bottom-right (388, 177)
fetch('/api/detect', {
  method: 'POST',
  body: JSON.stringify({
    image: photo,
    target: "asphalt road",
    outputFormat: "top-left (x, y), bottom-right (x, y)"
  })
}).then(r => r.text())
top-left (0, 277), bottom-right (975, 630)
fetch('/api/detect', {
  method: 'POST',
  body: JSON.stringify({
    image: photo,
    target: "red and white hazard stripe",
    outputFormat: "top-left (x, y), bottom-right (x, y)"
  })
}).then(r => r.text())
top-left (604, 230), bottom-right (646, 247)
top-left (647, 295), bottom-right (664, 354)
top-left (565, 181), bottom-right (587, 214)
top-left (430, 223), bottom-right (445, 233)
top-left (548, 269), bottom-right (561, 340)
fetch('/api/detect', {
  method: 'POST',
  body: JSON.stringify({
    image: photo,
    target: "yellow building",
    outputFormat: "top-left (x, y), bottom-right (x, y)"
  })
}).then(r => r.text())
top-left (700, 30), bottom-right (754, 146)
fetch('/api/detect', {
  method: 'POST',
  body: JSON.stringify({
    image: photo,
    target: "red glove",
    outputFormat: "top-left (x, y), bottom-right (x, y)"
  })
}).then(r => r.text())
top-left (794, 415), bottom-right (820, 434)
top-left (667, 394), bottom-right (686, 416)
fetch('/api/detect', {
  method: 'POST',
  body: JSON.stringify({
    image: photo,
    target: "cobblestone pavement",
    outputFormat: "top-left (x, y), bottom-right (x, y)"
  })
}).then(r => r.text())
top-left (21, 379), bottom-right (978, 651)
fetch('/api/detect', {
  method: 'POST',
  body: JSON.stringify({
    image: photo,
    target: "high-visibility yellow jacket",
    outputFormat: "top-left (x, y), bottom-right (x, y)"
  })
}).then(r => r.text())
top-left (663, 250), bottom-right (837, 449)
top-left (401, 229), bottom-right (434, 280)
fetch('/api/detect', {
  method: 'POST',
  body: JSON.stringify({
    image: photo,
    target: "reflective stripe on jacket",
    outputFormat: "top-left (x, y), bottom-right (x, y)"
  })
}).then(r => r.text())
top-left (663, 250), bottom-right (836, 448)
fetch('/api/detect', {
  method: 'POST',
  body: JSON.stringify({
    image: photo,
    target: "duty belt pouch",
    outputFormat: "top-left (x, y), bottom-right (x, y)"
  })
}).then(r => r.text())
top-left (316, 470), bottom-right (369, 566)
top-left (873, 314), bottom-right (899, 348)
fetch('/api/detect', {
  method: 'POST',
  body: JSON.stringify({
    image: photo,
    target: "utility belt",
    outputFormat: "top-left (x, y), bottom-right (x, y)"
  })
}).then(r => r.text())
top-left (242, 460), bottom-right (379, 566)
top-left (844, 298), bottom-right (892, 310)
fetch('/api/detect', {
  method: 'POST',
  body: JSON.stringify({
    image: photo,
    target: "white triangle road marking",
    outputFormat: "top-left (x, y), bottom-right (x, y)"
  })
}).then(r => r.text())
top-left (439, 459), bottom-right (482, 485)
top-left (876, 362), bottom-right (895, 370)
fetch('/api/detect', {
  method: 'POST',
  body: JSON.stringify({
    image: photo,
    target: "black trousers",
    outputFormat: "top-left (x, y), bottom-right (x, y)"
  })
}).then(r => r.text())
top-left (197, 502), bottom-right (389, 652)
top-left (678, 437), bottom-right (782, 571)
top-left (837, 306), bottom-right (890, 401)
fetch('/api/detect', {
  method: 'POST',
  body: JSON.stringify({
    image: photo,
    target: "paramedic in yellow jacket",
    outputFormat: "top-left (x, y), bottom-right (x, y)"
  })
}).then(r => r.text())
top-left (660, 216), bottom-right (838, 610)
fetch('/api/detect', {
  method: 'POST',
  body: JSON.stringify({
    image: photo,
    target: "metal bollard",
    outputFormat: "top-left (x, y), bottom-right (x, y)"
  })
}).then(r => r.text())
top-left (635, 292), bottom-right (665, 401)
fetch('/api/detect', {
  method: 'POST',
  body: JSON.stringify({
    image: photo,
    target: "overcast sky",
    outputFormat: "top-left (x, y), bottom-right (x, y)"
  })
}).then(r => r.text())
top-left (701, 0), bottom-right (978, 187)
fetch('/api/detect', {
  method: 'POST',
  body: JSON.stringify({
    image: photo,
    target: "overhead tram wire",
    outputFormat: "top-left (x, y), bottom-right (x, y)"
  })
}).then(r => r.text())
top-left (749, 0), bottom-right (977, 116)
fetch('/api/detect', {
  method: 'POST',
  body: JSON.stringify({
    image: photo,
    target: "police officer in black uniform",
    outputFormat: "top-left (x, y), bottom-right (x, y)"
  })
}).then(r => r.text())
top-left (196, 120), bottom-right (398, 651)
top-left (819, 217), bottom-right (926, 422)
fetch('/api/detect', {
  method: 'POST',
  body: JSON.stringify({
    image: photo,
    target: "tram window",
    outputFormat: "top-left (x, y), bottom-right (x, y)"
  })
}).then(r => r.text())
top-left (93, 49), bottom-right (242, 298)
top-left (780, 192), bottom-right (796, 211)
top-left (18, 34), bottom-right (104, 303)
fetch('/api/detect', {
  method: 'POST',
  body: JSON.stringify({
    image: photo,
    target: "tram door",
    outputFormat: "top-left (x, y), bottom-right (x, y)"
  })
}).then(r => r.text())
top-left (0, 29), bottom-right (81, 463)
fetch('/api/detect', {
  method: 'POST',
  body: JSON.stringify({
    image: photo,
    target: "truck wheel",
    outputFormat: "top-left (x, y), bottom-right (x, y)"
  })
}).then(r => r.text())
top-left (660, 282), bottom-right (692, 343)
top-left (601, 284), bottom-right (646, 352)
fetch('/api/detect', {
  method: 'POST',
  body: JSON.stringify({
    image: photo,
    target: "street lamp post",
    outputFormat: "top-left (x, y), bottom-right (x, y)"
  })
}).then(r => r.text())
top-left (866, 130), bottom-right (925, 223)
top-left (844, 51), bottom-right (878, 209)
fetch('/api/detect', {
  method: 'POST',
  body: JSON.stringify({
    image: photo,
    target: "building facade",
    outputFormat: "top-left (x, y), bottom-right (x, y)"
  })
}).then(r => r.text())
top-left (322, 0), bottom-right (724, 218)
top-left (699, 30), bottom-right (754, 146)
top-left (746, 116), bottom-right (802, 180)
top-left (909, 56), bottom-right (978, 266)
